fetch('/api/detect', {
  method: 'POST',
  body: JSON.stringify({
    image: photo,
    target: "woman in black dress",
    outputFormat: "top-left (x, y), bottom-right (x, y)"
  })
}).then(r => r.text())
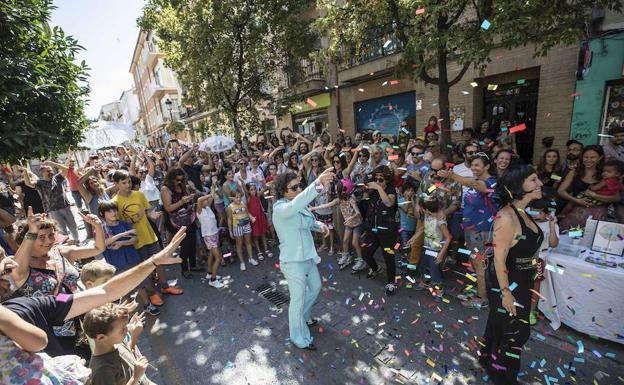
top-left (480, 165), bottom-right (544, 385)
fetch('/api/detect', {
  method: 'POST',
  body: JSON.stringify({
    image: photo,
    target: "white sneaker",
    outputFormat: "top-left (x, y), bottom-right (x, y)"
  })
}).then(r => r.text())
top-left (337, 253), bottom-right (348, 265)
top-left (205, 273), bottom-right (222, 280)
top-left (240, 263), bottom-right (246, 271)
top-left (249, 258), bottom-right (259, 266)
top-left (208, 279), bottom-right (225, 288)
top-left (351, 259), bottom-right (368, 272)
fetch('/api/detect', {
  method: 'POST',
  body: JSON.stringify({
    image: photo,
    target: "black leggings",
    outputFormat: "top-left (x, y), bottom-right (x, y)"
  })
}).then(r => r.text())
top-left (178, 221), bottom-right (197, 272)
top-left (361, 227), bottom-right (398, 284)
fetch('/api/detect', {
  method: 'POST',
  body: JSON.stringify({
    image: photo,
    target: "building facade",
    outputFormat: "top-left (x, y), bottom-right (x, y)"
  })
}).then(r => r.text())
top-left (129, 30), bottom-right (185, 147)
top-left (277, 9), bottom-right (624, 164)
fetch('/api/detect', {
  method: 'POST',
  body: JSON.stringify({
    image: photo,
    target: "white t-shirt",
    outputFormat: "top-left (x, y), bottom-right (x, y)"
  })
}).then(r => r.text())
top-left (452, 162), bottom-right (473, 209)
top-left (198, 206), bottom-right (219, 236)
top-left (537, 220), bottom-right (559, 260)
top-left (140, 174), bottom-right (161, 203)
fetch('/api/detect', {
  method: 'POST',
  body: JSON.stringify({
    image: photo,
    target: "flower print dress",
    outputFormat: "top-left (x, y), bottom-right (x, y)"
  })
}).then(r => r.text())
top-left (0, 334), bottom-right (91, 385)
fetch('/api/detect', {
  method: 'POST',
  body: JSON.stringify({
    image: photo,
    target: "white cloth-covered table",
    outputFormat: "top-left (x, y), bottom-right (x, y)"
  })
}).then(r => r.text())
top-left (538, 242), bottom-right (624, 344)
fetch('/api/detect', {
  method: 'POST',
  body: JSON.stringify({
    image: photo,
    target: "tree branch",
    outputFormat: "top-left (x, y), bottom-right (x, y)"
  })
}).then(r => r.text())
top-left (448, 62), bottom-right (471, 87)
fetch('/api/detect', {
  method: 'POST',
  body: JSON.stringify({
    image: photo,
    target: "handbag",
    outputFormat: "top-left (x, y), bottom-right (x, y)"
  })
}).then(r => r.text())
top-left (169, 205), bottom-right (196, 229)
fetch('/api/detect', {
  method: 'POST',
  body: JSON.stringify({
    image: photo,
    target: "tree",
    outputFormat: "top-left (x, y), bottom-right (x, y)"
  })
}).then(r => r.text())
top-left (139, 0), bottom-right (317, 142)
top-left (316, 0), bottom-right (623, 149)
top-left (0, 0), bottom-right (90, 163)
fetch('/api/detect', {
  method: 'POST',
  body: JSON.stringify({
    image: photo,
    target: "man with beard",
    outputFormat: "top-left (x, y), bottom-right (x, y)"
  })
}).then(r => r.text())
top-left (603, 125), bottom-right (624, 162)
top-left (562, 140), bottom-right (583, 176)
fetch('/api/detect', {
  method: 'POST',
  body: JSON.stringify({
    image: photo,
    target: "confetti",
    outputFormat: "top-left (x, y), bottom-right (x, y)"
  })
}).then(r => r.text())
top-left (509, 123), bottom-right (526, 133)
top-left (305, 98), bottom-right (317, 108)
top-left (415, 7), bottom-right (425, 15)
top-left (481, 19), bottom-right (491, 30)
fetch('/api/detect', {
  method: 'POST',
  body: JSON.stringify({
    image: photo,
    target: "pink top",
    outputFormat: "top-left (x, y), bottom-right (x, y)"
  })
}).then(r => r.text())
top-left (66, 168), bottom-right (79, 192)
top-left (595, 178), bottom-right (624, 196)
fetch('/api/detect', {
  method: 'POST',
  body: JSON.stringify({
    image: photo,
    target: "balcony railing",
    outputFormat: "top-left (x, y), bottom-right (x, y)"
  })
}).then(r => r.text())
top-left (278, 56), bottom-right (325, 89)
top-left (179, 105), bottom-right (198, 119)
top-left (338, 33), bottom-right (403, 70)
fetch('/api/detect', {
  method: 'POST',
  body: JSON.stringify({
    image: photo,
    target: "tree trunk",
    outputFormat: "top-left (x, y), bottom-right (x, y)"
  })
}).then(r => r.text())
top-left (231, 109), bottom-right (241, 142)
top-left (437, 49), bottom-right (452, 158)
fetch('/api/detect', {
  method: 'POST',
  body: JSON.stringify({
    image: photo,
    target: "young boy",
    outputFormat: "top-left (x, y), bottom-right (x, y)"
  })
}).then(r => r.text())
top-left (98, 200), bottom-right (160, 315)
top-left (397, 182), bottom-right (417, 259)
top-left (83, 303), bottom-right (154, 385)
top-left (80, 259), bottom-right (117, 289)
top-left (111, 170), bottom-right (183, 305)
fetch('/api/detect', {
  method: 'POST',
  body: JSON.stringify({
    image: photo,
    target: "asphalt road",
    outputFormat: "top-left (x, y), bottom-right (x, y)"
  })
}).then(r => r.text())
top-left (137, 248), bottom-right (624, 385)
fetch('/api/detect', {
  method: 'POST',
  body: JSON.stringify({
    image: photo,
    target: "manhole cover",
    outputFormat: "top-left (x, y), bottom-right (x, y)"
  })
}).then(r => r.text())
top-left (256, 283), bottom-right (289, 307)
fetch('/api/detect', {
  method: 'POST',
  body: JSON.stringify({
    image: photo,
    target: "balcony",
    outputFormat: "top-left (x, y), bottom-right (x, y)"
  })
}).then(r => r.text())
top-left (145, 41), bottom-right (164, 68)
top-left (337, 32), bottom-right (404, 82)
top-left (147, 82), bottom-right (178, 99)
top-left (179, 105), bottom-right (198, 119)
top-left (278, 56), bottom-right (327, 96)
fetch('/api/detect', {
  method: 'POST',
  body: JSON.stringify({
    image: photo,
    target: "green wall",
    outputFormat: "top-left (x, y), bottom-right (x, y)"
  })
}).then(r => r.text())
top-left (570, 32), bottom-right (624, 144)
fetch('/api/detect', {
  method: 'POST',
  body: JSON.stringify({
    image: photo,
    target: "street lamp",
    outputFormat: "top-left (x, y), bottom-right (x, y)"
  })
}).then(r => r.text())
top-left (164, 98), bottom-right (173, 121)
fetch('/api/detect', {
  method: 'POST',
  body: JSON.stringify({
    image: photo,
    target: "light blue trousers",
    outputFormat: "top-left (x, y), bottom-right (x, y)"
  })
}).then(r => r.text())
top-left (280, 259), bottom-right (321, 348)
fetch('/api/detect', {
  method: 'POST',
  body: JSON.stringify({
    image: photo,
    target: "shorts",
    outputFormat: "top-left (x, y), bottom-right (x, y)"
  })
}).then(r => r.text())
top-left (203, 233), bottom-right (219, 249)
top-left (232, 223), bottom-right (252, 237)
top-left (464, 230), bottom-right (490, 258)
top-left (137, 242), bottom-right (162, 261)
top-left (214, 201), bottom-right (225, 214)
top-left (345, 224), bottom-right (363, 236)
top-left (535, 258), bottom-right (545, 282)
top-left (315, 213), bottom-right (334, 229)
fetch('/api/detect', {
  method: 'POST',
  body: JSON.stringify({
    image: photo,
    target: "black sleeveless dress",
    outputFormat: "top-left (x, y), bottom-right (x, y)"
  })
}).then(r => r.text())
top-left (480, 205), bottom-right (544, 385)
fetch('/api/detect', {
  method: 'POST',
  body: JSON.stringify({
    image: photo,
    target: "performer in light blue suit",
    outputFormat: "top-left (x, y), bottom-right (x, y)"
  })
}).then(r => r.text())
top-left (272, 167), bottom-right (335, 350)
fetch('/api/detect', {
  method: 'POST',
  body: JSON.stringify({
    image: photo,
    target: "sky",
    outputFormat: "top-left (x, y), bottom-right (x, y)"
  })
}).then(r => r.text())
top-left (50, 0), bottom-right (145, 119)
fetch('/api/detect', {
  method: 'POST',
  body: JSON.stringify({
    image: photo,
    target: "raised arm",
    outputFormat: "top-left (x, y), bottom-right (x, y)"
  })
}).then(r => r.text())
top-left (67, 228), bottom-right (186, 320)
top-left (10, 207), bottom-right (43, 280)
top-left (42, 160), bottom-right (69, 176)
top-left (438, 169), bottom-right (489, 192)
top-left (0, 304), bottom-right (48, 352)
top-left (273, 168), bottom-right (334, 219)
top-left (58, 213), bottom-right (106, 262)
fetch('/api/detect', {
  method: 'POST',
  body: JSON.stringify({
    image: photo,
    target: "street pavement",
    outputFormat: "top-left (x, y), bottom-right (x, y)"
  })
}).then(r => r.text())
top-left (138, 248), bottom-right (624, 385)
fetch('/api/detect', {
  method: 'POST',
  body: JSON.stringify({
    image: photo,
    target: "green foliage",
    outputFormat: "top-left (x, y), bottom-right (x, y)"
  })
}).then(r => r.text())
top-left (166, 120), bottom-right (186, 134)
top-left (0, 0), bottom-right (90, 163)
top-left (139, 0), bottom-right (317, 142)
top-left (316, 0), bottom-right (623, 146)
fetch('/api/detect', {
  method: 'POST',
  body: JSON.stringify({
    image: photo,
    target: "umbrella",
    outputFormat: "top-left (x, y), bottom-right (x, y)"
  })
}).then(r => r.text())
top-left (199, 135), bottom-right (235, 153)
top-left (80, 121), bottom-right (136, 150)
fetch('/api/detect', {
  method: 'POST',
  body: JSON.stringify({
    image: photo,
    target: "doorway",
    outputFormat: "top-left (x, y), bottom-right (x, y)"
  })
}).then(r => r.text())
top-left (483, 79), bottom-right (540, 163)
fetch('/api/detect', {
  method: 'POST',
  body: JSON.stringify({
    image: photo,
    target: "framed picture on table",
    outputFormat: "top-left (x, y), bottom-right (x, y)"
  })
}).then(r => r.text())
top-left (591, 221), bottom-right (624, 256)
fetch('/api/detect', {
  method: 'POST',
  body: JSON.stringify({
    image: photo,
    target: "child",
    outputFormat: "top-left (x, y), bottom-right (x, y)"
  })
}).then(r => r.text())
top-left (411, 196), bottom-right (451, 300)
top-left (311, 181), bottom-right (335, 255)
top-left (98, 200), bottom-right (159, 316)
top-left (310, 179), bottom-right (365, 271)
top-left (79, 259), bottom-right (116, 289)
top-left (398, 182), bottom-right (418, 259)
top-left (562, 160), bottom-right (624, 214)
top-left (197, 189), bottom-right (225, 288)
top-left (227, 190), bottom-right (257, 270)
top-left (528, 199), bottom-right (559, 325)
top-left (246, 183), bottom-right (273, 260)
top-left (83, 303), bottom-right (154, 385)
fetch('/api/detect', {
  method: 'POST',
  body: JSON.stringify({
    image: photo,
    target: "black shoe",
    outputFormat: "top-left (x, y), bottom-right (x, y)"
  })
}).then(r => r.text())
top-left (302, 343), bottom-right (317, 351)
top-left (366, 266), bottom-right (383, 279)
top-left (182, 271), bottom-right (193, 279)
top-left (306, 319), bottom-right (318, 326)
top-left (385, 283), bottom-right (397, 296)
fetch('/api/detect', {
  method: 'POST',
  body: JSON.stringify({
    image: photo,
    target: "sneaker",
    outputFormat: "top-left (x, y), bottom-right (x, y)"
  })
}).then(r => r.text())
top-left (205, 273), bottom-right (222, 280)
top-left (385, 283), bottom-right (397, 296)
top-left (366, 266), bottom-right (383, 279)
top-left (328, 248), bottom-right (334, 256)
top-left (161, 286), bottom-right (184, 295)
top-left (337, 253), bottom-right (347, 265)
top-left (530, 310), bottom-right (537, 325)
top-left (149, 293), bottom-right (164, 307)
top-left (265, 251), bottom-right (274, 258)
top-left (351, 259), bottom-right (368, 272)
top-left (208, 279), bottom-right (225, 289)
top-left (257, 252), bottom-right (265, 261)
top-left (240, 263), bottom-right (246, 271)
top-left (249, 258), bottom-right (259, 266)
top-left (461, 297), bottom-right (488, 309)
top-left (144, 303), bottom-right (161, 316)
top-left (338, 253), bottom-right (353, 268)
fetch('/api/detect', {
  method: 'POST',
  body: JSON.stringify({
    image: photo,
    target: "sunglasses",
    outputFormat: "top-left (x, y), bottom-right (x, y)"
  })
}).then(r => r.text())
top-left (358, 154), bottom-right (369, 158)
top-left (374, 177), bottom-right (385, 183)
top-left (287, 183), bottom-right (303, 192)
top-left (176, 178), bottom-right (184, 182)
top-left (466, 151), bottom-right (478, 156)
top-left (411, 152), bottom-right (423, 156)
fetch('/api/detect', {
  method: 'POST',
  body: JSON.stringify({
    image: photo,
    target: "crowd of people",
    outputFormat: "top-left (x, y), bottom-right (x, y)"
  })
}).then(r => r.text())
top-left (0, 120), bottom-right (623, 385)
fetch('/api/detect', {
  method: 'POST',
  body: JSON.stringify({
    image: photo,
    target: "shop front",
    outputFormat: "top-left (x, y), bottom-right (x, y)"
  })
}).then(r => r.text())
top-left (354, 91), bottom-right (416, 137)
top-left (290, 93), bottom-right (331, 135)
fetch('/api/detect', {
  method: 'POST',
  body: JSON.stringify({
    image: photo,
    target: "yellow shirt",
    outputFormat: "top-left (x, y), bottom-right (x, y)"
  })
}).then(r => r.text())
top-left (112, 191), bottom-right (157, 248)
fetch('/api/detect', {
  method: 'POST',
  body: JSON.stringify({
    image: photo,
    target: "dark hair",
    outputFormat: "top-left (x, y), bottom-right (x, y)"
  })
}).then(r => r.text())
top-left (428, 115), bottom-right (438, 125)
top-left (164, 167), bottom-right (188, 193)
top-left (130, 175), bottom-right (141, 190)
top-left (470, 153), bottom-right (492, 169)
top-left (274, 171), bottom-right (299, 199)
top-left (529, 197), bottom-right (557, 214)
top-left (566, 139), bottom-right (583, 148)
top-left (336, 179), bottom-right (349, 200)
top-left (400, 180), bottom-right (417, 193)
top-left (332, 154), bottom-right (348, 170)
top-left (111, 170), bottom-right (130, 183)
top-left (578, 145), bottom-right (605, 180)
top-left (608, 125), bottom-right (624, 135)
top-left (97, 200), bottom-right (118, 218)
top-left (604, 159), bottom-right (624, 175)
top-left (372, 165), bottom-right (394, 188)
top-left (420, 195), bottom-right (440, 213)
top-left (494, 164), bottom-right (537, 206)
top-left (16, 217), bottom-right (57, 245)
top-left (536, 149), bottom-right (562, 177)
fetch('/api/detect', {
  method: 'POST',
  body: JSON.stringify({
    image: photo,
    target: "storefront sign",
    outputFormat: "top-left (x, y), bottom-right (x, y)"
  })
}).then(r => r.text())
top-left (289, 93), bottom-right (330, 114)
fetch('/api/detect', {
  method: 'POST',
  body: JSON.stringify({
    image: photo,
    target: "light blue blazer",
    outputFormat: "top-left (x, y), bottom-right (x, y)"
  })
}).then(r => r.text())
top-left (272, 182), bottom-right (323, 263)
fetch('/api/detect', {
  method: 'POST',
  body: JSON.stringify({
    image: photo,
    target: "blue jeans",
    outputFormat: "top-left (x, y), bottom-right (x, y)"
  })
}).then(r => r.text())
top-left (71, 190), bottom-right (83, 209)
top-left (400, 230), bottom-right (415, 249)
top-left (418, 248), bottom-right (443, 284)
top-left (280, 259), bottom-right (321, 348)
